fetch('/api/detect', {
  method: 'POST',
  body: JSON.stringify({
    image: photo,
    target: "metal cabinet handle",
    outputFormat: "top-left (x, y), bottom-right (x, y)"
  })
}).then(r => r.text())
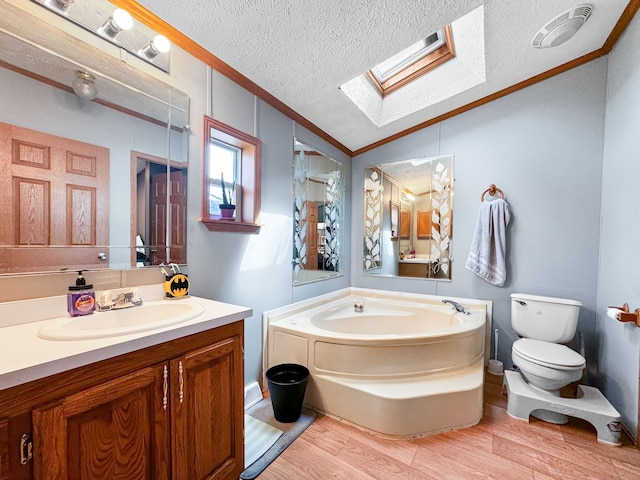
top-left (20, 434), bottom-right (32, 465)
top-left (178, 361), bottom-right (184, 403)
top-left (162, 364), bottom-right (169, 410)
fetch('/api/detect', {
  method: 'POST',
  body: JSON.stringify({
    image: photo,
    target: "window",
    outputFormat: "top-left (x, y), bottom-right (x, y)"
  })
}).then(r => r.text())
top-left (208, 140), bottom-right (241, 215)
top-left (201, 116), bottom-right (261, 233)
top-left (366, 25), bottom-right (455, 97)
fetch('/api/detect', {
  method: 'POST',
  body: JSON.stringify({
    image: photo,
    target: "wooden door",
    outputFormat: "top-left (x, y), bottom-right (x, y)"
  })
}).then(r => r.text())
top-left (0, 122), bottom-right (109, 272)
top-left (149, 172), bottom-right (168, 265)
top-left (149, 170), bottom-right (187, 265)
top-left (400, 210), bottom-right (411, 239)
top-left (169, 170), bottom-right (187, 264)
top-left (171, 335), bottom-right (244, 480)
top-left (304, 201), bottom-right (318, 270)
top-left (32, 366), bottom-right (169, 480)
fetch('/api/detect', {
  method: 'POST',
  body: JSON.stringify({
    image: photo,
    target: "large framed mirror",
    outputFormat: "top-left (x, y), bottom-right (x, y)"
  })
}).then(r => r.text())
top-left (293, 139), bottom-right (345, 285)
top-left (364, 154), bottom-right (454, 280)
top-left (0, 0), bottom-right (189, 273)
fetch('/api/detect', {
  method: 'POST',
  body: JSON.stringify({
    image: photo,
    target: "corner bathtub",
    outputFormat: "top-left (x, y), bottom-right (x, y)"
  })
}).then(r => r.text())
top-left (264, 288), bottom-right (491, 438)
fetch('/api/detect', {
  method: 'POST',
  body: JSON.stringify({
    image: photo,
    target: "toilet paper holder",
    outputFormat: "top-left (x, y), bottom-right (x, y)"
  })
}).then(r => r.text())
top-left (608, 303), bottom-right (640, 327)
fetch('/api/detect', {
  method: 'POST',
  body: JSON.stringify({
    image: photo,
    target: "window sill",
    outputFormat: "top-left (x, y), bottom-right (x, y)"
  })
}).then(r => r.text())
top-left (199, 218), bottom-right (262, 234)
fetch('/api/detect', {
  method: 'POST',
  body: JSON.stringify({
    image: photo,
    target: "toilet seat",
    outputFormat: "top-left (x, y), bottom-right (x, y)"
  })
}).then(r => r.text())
top-left (513, 338), bottom-right (585, 370)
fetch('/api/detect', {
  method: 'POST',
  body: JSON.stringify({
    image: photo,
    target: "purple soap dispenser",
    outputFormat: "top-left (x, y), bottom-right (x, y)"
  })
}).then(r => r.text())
top-left (67, 270), bottom-right (96, 317)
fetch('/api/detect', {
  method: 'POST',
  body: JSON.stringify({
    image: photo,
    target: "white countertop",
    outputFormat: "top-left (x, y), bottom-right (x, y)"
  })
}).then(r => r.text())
top-left (0, 286), bottom-right (252, 391)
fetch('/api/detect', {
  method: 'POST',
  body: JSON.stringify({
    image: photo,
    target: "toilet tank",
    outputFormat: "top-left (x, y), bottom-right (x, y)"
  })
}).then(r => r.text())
top-left (511, 293), bottom-right (582, 343)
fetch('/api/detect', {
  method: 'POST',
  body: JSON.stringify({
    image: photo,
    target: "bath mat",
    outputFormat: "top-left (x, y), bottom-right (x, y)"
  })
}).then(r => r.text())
top-left (244, 415), bottom-right (283, 468)
top-left (241, 399), bottom-right (316, 479)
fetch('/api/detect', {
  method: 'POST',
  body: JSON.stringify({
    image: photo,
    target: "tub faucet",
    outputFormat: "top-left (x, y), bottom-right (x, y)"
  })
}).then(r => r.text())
top-left (442, 299), bottom-right (469, 315)
top-left (354, 302), bottom-right (364, 313)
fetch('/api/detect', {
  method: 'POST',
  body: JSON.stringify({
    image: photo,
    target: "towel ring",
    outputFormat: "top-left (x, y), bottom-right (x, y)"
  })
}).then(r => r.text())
top-left (480, 184), bottom-right (504, 202)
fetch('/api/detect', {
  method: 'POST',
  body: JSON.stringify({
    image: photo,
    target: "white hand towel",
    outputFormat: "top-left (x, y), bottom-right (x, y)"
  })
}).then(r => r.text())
top-left (465, 198), bottom-right (511, 286)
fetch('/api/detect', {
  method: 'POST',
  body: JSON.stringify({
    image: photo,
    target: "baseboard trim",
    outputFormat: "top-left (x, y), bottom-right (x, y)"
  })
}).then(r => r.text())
top-left (244, 381), bottom-right (263, 410)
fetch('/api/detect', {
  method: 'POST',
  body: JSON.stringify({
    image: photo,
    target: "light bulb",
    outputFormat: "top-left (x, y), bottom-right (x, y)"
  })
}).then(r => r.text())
top-left (141, 35), bottom-right (171, 59)
top-left (72, 71), bottom-right (97, 100)
top-left (100, 8), bottom-right (133, 38)
top-left (152, 35), bottom-right (171, 53)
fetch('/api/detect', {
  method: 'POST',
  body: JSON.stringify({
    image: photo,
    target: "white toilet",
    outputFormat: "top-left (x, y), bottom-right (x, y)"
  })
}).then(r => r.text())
top-left (504, 293), bottom-right (622, 445)
top-left (511, 293), bottom-right (585, 398)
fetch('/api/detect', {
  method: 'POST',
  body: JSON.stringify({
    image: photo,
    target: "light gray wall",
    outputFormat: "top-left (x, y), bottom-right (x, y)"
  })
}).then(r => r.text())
top-left (598, 10), bottom-right (640, 438)
top-left (186, 68), bottom-right (351, 387)
top-left (352, 59), bottom-right (608, 383)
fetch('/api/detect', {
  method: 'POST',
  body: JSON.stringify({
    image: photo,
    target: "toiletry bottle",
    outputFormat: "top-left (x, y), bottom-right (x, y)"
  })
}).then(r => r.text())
top-left (67, 270), bottom-right (96, 317)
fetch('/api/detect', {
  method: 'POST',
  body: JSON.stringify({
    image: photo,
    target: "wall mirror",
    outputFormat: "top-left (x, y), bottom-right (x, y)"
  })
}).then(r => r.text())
top-left (363, 154), bottom-right (454, 280)
top-left (293, 139), bottom-right (345, 285)
top-left (0, 1), bottom-right (189, 273)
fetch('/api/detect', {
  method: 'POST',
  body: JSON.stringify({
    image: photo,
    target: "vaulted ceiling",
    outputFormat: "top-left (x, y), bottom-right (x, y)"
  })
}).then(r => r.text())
top-left (136, 0), bottom-right (634, 154)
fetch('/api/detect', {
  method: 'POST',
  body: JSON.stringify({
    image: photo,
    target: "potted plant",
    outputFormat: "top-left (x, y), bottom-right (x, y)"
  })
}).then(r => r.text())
top-left (219, 173), bottom-right (236, 219)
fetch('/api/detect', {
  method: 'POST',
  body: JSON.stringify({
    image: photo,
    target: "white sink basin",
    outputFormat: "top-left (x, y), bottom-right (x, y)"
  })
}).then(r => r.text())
top-left (38, 301), bottom-right (205, 341)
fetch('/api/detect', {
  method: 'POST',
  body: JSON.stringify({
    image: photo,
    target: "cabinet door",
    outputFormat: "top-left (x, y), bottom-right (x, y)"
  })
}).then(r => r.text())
top-left (0, 413), bottom-right (31, 480)
top-left (0, 418), bottom-right (9, 480)
top-left (171, 335), bottom-right (244, 480)
top-left (32, 366), bottom-right (169, 480)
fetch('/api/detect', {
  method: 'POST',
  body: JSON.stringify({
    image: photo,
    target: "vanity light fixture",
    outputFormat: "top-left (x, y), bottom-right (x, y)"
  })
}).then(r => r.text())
top-left (140, 34), bottom-right (171, 59)
top-left (32, 0), bottom-right (171, 72)
top-left (99, 8), bottom-right (133, 39)
top-left (72, 70), bottom-right (98, 100)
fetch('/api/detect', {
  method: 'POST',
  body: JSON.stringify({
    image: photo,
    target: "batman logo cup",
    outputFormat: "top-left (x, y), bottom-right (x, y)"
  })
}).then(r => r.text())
top-left (164, 273), bottom-right (190, 298)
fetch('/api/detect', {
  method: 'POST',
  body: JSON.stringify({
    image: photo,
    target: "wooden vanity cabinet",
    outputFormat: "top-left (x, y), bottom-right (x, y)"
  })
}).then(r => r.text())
top-left (171, 335), bottom-right (243, 479)
top-left (32, 365), bottom-right (170, 479)
top-left (0, 321), bottom-right (244, 480)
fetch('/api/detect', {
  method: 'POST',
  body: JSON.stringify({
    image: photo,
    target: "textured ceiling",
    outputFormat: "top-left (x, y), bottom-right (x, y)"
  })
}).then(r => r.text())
top-left (138, 0), bottom-right (629, 152)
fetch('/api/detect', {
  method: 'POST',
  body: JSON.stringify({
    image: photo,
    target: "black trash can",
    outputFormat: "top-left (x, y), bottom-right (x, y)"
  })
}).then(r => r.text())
top-left (266, 363), bottom-right (309, 423)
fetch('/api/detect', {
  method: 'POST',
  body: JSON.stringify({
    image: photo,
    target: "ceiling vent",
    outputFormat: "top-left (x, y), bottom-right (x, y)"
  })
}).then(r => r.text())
top-left (532, 4), bottom-right (593, 48)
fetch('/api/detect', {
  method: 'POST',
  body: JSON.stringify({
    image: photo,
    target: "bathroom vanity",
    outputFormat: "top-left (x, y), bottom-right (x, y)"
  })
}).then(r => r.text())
top-left (0, 292), bottom-right (250, 480)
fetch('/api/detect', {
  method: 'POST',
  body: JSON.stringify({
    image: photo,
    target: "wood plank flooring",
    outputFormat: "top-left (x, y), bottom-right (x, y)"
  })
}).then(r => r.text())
top-left (258, 375), bottom-right (640, 479)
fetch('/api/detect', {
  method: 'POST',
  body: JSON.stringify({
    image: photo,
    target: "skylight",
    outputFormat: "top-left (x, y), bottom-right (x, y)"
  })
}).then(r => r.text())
top-left (366, 26), bottom-right (455, 97)
top-left (339, 6), bottom-right (486, 128)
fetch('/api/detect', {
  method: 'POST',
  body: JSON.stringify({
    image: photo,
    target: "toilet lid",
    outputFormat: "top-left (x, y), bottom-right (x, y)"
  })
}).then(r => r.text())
top-left (513, 338), bottom-right (585, 369)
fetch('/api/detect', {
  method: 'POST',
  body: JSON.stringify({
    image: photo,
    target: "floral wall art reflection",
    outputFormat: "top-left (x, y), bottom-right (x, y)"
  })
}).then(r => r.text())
top-left (363, 169), bottom-right (382, 271)
top-left (292, 141), bottom-right (345, 284)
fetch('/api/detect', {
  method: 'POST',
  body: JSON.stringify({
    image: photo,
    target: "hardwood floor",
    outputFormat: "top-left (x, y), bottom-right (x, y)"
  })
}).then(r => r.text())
top-left (258, 374), bottom-right (640, 479)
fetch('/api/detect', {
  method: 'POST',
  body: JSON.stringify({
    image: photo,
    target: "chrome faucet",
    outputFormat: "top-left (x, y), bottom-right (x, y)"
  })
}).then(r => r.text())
top-left (442, 299), bottom-right (469, 315)
top-left (354, 302), bottom-right (364, 313)
top-left (96, 290), bottom-right (143, 311)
